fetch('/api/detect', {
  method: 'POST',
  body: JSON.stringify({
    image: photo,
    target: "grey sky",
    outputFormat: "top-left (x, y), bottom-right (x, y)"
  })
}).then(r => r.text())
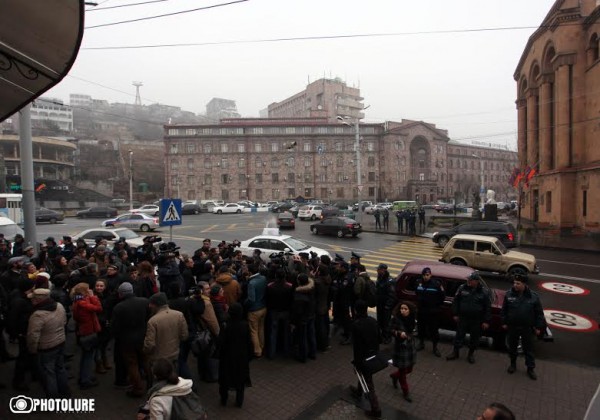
top-left (48, 0), bottom-right (556, 148)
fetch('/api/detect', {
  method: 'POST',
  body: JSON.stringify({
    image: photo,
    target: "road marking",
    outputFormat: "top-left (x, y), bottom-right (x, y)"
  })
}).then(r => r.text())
top-left (227, 224), bottom-right (237, 229)
top-left (358, 240), bottom-right (443, 278)
top-left (538, 273), bottom-right (600, 285)
top-left (537, 259), bottom-right (600, 268)
top-left (543, 309), bottom-right (598, 332)
top-left (201, 225), bottom-right (219, 232)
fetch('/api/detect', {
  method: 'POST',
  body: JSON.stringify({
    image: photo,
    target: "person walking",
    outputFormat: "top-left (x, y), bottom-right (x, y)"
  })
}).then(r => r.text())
top-left (502, 273), bottom-right (545, 380)
top-left (382, 208), bottom-right (390, 230)
top-left (415, 267), bottom-right (444, 357)
top-left (218, 303), bottom-right (252, 408)
top-left (446, 272), bottom-right (491, 364)
top-left (389, 301), bottom-right (417, 402)
top-left (349, 300), bottom-right (381, 418)
top-left (373, 208), bottom-right (382, 230)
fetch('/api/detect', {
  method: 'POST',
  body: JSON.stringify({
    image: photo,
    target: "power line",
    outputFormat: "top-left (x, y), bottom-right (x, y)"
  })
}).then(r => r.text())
top-left (85, 0), bottom-right (249, 29)
top-left (88, 0), bottom-right (169, 12)
top-left (81, 22), bottom-right (580, 49)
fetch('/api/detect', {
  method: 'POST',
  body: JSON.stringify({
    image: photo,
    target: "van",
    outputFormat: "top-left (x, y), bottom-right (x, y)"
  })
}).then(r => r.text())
top-left (392, 200), bottom-right (417, 211)
top-left (0, 216), bottom-right (24, 240)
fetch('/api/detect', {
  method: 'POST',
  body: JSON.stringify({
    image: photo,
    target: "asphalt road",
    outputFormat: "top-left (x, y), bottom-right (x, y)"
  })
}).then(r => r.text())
top-left (33, 212), bottom-right (600, 367)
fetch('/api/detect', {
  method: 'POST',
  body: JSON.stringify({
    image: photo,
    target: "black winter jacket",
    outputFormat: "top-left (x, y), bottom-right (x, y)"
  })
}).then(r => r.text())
top-left (452, 283), bottom-right (491, 321)
top-left (415, 277), bottom-right (445, 314)
top-left (501, 286), bottom-right (545, 329)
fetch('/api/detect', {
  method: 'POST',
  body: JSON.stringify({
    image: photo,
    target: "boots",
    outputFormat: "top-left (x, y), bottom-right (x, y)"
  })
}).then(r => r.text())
top-left (403, 392), bottom-right (413, 403)
top-left (467, 350), bottom-right (475, 364)
top-left (446, 349), bottom-right (459, 361)
top-left (527, 368), bottom-right (537, 380)
top-left (507, 361), bottom-right (516, 374)
top-left (432, 344), bottom-right (441, 358)
top-left (95, 361), bottom-right (107, 374)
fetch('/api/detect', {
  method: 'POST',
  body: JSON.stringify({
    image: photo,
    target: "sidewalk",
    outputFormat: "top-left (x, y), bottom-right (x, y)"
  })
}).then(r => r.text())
top-left (0, 333), bottom-right (598, 419)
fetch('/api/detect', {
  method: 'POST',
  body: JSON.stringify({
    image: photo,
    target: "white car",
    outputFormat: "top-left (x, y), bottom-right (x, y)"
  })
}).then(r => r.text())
top-left (213, 203), bottom-right (245, 214)
top-left (239, 230), bottom-right (331, 259)
top-left (131, 204), bottom-right (160, 216)
top-left (101, 213), bottom-right (159, 232)
top-left (297, 205), bottom-right (324, 221)
top-left (364, 205), bottom-right (385, 215)
top-left (72, 227), bottom-right (147, 248)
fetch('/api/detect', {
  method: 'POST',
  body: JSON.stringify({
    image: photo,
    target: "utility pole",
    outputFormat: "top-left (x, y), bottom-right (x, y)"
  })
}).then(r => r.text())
top-left (19, 104), bottom-right (37, 251)
top-left (355, 119), bottom-right (362, 223)
top-left (129, 150), bottom-right (133, 211)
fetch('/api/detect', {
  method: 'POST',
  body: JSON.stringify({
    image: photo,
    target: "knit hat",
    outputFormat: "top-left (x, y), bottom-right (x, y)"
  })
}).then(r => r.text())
top-left (117, 282), bottom-right (134, 295)
top-left (377, 263), bottom-right (388, 270)
top-left (468, 272), bottom-right (482, 281)
top-left (149, 292), bottom-right (168, 307)
top-left (422, 267), bottom-right (432, 275)
top-left (512, 273), bottom-right (529, 283)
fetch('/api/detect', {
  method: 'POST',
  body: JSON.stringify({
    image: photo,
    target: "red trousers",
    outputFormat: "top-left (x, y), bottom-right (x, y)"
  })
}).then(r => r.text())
top-left (391, 366), bottom-right (413, 394)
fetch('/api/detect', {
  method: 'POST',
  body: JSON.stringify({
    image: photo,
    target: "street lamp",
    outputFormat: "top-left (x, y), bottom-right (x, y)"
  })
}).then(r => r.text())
top-left (128, 150), bottom-right (133, 211)
top-left (472, 153), bottom-right (484, 213)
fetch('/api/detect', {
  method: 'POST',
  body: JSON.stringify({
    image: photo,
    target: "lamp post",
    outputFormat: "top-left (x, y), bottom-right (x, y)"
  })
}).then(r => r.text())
top-left (128, 150), bottom-right (133, 211)
top-left (472, 153), bottom-right (484, 210)
top-left (337, 116), bottom-right (362, 223)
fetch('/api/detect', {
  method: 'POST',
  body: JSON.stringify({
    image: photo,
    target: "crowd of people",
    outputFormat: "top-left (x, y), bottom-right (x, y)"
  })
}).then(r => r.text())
top-left (0, 232), bottom-right (537, 419)
top-left (372, 207), bottom-right (426, 235)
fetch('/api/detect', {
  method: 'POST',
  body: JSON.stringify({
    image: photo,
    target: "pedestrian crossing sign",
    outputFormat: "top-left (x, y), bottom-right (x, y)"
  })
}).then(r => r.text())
top-left (159, 199), bottom-right (182, 226)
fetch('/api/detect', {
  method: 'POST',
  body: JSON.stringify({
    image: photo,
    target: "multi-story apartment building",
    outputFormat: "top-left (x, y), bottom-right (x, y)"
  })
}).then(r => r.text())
top-left (268, 78), bottom-right (364, 123)
top-left (514, 0), bottom-right (600, 229)
top-left (30, 97), bottom-right (73, 132)
top-left (163, 118), bottom-right (516, 204)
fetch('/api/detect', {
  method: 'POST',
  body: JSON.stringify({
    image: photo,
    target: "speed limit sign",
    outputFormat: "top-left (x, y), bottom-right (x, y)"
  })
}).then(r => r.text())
top-left (543, 309), bottom-right (598, 332)
top-left (540, 282), bottom-right (590, 296)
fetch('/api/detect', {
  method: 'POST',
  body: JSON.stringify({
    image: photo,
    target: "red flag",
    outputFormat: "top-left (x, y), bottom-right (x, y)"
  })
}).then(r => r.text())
top-left (512, 173), bottom-right (523, 188)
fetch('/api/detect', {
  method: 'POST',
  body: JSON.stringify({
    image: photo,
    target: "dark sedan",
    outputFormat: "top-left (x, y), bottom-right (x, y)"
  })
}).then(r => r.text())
top-left (35, 207), bottom-right (64, 224)
top-left (76, 206), bottom-right (118, 218)
top-left (271, 203), bottom-right (294, 213)
top-left (432, 220), bottom-right (518, 248)
top-left (310, 217), bottom-right (362, 238)
top-left (182, 203), bottom-right (201, 215)
top-left (277, 212), bottom-right (295, 229)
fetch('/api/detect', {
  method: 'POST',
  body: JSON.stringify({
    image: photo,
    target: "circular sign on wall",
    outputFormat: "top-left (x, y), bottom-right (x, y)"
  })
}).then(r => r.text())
top-left (543, 309), bottom-right (598, 332)
top-left (540, 282), bottom-right (590, 296)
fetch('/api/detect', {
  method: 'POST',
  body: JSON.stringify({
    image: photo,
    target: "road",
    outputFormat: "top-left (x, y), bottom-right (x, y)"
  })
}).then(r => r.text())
top-left (35, 212), bottom-right (600, 367)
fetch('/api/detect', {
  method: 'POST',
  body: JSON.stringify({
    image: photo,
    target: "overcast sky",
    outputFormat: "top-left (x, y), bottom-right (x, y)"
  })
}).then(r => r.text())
top-left (48, 0), bottom-right (556, 148)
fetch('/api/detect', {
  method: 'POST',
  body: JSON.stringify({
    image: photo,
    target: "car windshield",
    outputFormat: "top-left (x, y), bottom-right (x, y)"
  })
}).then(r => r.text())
top-left (284, 237), bottom-right (309, 251)
top-left (495, 240), bottom-right (508, 254)
top-left (117, 230), bottom-right (139, 240)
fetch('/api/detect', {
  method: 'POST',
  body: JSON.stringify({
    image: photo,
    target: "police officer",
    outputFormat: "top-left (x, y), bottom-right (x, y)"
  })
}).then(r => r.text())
top-left (415, 267), bottom-right (445, 357)
top-left (501, 273), bottom-right (545, 380)
top-left (373, 208), bottom-right (382, 230)
top-left (446, 272), bottom-right (491, 363)
top-left (395, 210), bottom-right (403, 233)
top-left (418, 207), bottom-right (426, 232)
top-left (375, 263), bottom-right (396, 344)
top-left (382, 208), bottom-right (390, 230)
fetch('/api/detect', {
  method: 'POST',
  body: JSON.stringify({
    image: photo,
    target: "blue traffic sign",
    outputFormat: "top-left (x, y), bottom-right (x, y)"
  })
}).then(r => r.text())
top-left (159, 199), bottom-right (182, 226)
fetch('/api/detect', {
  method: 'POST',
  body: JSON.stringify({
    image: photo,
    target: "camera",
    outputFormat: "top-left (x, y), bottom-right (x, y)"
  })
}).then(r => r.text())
top-left (10, 395), bottom-right (34, 413)
top-left (143, 235), bottom-right (162, 244)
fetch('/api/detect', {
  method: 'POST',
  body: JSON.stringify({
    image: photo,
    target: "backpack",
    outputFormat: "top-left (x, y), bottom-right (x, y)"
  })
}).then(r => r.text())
top-left (171, 392), bottom-right (207, 420)
top-left (362, 278), bottom-right (377, 308)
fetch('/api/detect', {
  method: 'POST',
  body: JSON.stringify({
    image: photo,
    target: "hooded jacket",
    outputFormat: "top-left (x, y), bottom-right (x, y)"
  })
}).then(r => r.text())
top-left (148, 378), bottom-right (194, 420)
top-left (27, 299), bottom-right (67, 353)
top-left (215, 272), bottom-right (241, 305)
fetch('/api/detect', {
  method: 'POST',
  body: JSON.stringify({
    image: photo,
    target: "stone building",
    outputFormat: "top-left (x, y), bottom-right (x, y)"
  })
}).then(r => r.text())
top-left (268, 78), bottom-right (364, 123)
top-left (514, 0), bottom-right (600, 229)
top-left (163, 118), bottom-right (516, 204)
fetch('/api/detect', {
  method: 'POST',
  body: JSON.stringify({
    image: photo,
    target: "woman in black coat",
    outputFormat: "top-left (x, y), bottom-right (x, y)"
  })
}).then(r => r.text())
top-left (218, 302), bottom-right (252, 408)
top-left (389, 301), bottom-right (417, 402)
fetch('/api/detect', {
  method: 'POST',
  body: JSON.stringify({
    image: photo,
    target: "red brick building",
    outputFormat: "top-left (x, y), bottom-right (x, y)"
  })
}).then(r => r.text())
top-left (515, 0), bottom-right (600, 229)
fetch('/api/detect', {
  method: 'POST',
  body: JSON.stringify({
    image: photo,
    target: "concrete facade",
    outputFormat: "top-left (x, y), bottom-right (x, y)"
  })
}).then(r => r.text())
top-left (514, 0), bottom-right (600, 230)
top-left (163, 118), bottom-right (517, 204)
top-left (268, 78), bottom-right (364, 123)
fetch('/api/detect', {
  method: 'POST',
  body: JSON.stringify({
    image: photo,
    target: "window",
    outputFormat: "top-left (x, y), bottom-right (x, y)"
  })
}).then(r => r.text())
top-left (419, 173), bottom-right (425, 181)
top-left (273, 189), bottom-right (280, 199)
top-left (170, 143), bottom-right (178, 154)
top-left (203, 143), bottom-right (211, 154)
top-left (238, 174), bottom-right (246, 183)
top-left (546, 191), bottom-right (552, 213)
top-left (255, 174), bottom-right (263, 183)
top-left (238, 158), bottom-right (245, 168)
top-left (187, 175), bottom-right (194, 186)
top-left (186, 143), bottom-right (195, 153)
top-left (187, 158), bottom-right (194, 170)
top-left (286, 157), bottom-right (295, 167)
top-left (303, 143), bottom-right (311, 152)
top-left (367, 142), bottom-right (375, 152)
top-left (304, 157), bottom-right (311, 167)
top-left (368, 187), bottom-right (375, 196)
top-left (271, 143), bottom-right (279, 152)
top-left (288, 188), bottom-right (295, 197)
top-left (272, 158), bottom-right (279, 168)
top-left (204, 174), bottom-right (212, 185)
top-left (237, 143), bottom-right (245, 153)
top-left (336, 156), bottom-right (344, 167)
top-left (368, 172), bottom-right (375, 182)
top-left (255, 157), bottom-right (263, 168)
top-left (452, 240), bottom-right (474, 250)
top-left (255, 189), bottom-right (263, 200)
top-left (171, 176), bottom-right (178, 186)
top-left (220, 143), bottom-right (229, 153)
top-left (287, 172), bottom-right (295, 183)
top-left (319, 173), bottom-right (327, 182)
top-left (220, 158), bottom-right (228, 169)
top-left (205, 189), bottom-right (212, 199)
top-left (336, 187), bottom-right (344, 198)
top-left (335, 142), bottom-right (343, 152)
top-left (304, 173), bottom-right (312, 182)
top-left (222, 189), bottom-right (229, 200)
top-left (272, 173), bottom-right (279, 183)
top-left (171, 159), bottom-right (179, 170)
top-left (221, 174), bottom-right (229, 184)
top-left (368, 156), bottom-right (375, 167)
top-left (254, 143), bottom-right (262, 152)
top-left (476, 241), bottom-right (493, 253)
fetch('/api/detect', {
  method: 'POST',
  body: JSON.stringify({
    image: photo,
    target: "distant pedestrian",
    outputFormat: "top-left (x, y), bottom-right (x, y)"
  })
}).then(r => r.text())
top-left (395, 210), bottom-right (403, 233)
top-left (401, 210), bottom-right (410, 234)
top-left (502, 273), bottom-right (545, 380)
top-left (445, 272), bottom-right (491, 364)
top-left (415, 267), bottom-right (444, 357)
top-left (382, 208), bottom-right (390, 230)
top-left (477, 402), bottom-right (515, 420)
top-left (418, 207), bottom-right (426, 232)
top-left (408, 211), bottom-right (417, 236)
top-left (389, 301), bottom-right (417, 402)
top-left (373, 209), bottom-right (382, 230)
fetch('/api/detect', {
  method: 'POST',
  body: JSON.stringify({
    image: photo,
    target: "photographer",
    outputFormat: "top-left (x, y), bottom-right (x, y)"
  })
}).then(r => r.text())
top-left (157, 243), bottom-right (184, 299)
top-left (136, 236), bottom-right (160, 265)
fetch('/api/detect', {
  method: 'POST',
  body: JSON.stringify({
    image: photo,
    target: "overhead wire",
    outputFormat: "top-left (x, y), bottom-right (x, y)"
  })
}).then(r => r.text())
top-left (87, 0), bottom-right (169, 12)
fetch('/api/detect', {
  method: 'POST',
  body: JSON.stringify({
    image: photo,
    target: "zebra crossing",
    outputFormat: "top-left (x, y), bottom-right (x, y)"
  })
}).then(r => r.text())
top-left (360, 238), bottom-right (443, 278)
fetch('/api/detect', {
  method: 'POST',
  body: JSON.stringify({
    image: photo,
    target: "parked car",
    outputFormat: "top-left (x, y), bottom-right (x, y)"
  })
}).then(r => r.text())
top-left (35, 207), bottom-right (64, 224)
top-left (239, 230), bottom-right (330, 258)
top-left (364, 205), bottom-right (385, 215)
top-left (439, 234), bottom-right (539, 277)
top-left (271, 203), bottom-right (294, 213)
top-left (131, 204), bottom-right (160, 216)
top-left (310, 217), bottom-right (362, 238)
top-left (289, 205), bottom-right (300, 218)
top-left (182, 203), bottom-right (201, 215)
top-left (76, 206), bottom-right (118, 218)
top-left (376, 202), bottom-right (393, 209)
top-left (395, 260), bottom-right (551, 348)
top-left (432, 221), bottom-right (518, 248)
top-left (320, 206), bottom-right (340, 219)
top-left (0, 216), bottom-right (24, 240)
top-left (213, 203), bottom-right (244, 214)
top-left (297, 205), bottom-right (324, 221)
top-left (339, 208), bottom-right (356, 219)
top-left (277, 212), bottom-right (295, 229)
top-left (101, 213), bottom-right (159, 232)
top-left (72, 227), bottom-right (147, 248)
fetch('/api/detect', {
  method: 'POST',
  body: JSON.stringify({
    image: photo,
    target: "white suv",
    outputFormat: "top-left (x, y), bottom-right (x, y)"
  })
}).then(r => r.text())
top-left (298, 205), bottom-right (324, 221)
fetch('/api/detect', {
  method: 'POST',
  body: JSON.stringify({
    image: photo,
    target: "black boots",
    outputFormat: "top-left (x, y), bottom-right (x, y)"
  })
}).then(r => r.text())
top-left (507, 361), bottom-right (516, 374)
top-left (527, 368), bottom-right (537, 380)
top-left (432, 345), bottom-right (441, 358)
top-left (467, 350), bottom-right (475, 364)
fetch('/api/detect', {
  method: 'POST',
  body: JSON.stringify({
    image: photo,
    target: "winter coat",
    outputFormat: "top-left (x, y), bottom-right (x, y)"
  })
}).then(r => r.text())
top-left (390, 314), bottom-right (416, 368)
top-left (313, 264), bottom-right (332, 316)
top-left (218, 310), bottom-right (252, 389)
top-left (352, 314), bottom-right (380, 372)
top-left (245, 273), bottom-right (267, 312)
top-left (72, 294), bottom-right (102, 336)
top-left (6, 289), bottom-right (33, 338)
top-left (376, 271), bottom-right (397, 311)
top-left (291, 278), bottom-right (315, 325)
top-left (266, 280), bottom-right (294, 313)
top-left (415, 277), bottom-right (445, 314)
top-left (198, 295), bottom-right (220, 337)
top-left (143, 306), bottom-right (188, 362)
top-left (111, 294), bottom-right (149, 349)
top-left (353, 272), bottom-right (371, 301)
top-left (501, 286), bottom-right (545, 329)
top-left (148, 378), bottom-right (194, 420)
top-left (215, 272), bottom-right (242, 305)
top-left (27, 299), bottom-right (67, 353)
top-left (452, 283), bottom-right (492, 321)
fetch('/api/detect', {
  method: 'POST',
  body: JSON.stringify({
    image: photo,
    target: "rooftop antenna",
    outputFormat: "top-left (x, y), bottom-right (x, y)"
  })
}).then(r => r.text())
top-left (132, 81), bottom-right (143, 106)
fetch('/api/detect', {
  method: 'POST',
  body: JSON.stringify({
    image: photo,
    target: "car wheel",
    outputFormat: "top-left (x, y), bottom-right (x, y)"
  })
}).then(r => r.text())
top-left (450, 258), bottom-right (466, 266)
top-left (311, 226), bottom-right (318, 234)
top-left (194, 210), bottom-right (199, 215)
top-left (337, 230), bottom-right (344, 238)
top-left (236, 209), bottom-right (241, 214)
top-left (154, 211), bottom-right (159, 217)
top-left (311, 214), bottom-right (317, 220)
top-left (507, 266), bottom-right (528, 278)
top-left (140, 224), bottom-right (150, 232)
top-left (49, 218), bottom-right (57, 224)
top-left (437, 236), bottom-right (449, 247)
top-left (351, 233), bottom-right (358, 237)
top-left (217, 210), bottom-right (222, 214)
top-left (106, 223), bottom-right (113, 227)
top-left (80, 214), bottom-right (86, 219)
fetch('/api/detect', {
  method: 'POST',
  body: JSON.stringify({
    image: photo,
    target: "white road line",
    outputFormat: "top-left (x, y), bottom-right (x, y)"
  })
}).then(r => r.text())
top-left (537, 259), bottom-right (600, 268)
top-left (538, 273), bottom-right (600, 285)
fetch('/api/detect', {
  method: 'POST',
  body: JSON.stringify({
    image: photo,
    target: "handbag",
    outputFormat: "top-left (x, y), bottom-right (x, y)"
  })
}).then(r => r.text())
top-left (360, 351), bottom-right (390, 376)
top-left (190, 329), bottom-right (213, 357)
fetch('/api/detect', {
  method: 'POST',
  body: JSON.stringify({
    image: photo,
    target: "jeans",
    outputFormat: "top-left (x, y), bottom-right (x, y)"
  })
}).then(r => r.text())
top-left (79, 346), bottom-right (96, 386)
top-left (248, 307), bottom-right (266, 357)
top-left (268, 310), bottom-right (290, 358)
top-left (37, 343), bottom-right (71, 398)
top-left (295, 319), bottom-right (316, 362)
top-left (13, 336), bottom-right (36, 387)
